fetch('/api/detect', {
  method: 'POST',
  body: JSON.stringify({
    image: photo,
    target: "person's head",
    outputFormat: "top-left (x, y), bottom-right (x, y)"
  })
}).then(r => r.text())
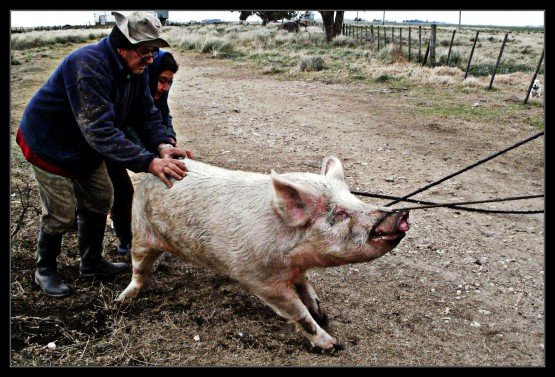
top-left (149, 51), bottom-right (179, 101)
top-left (110, 11), bottom-right (170, 75)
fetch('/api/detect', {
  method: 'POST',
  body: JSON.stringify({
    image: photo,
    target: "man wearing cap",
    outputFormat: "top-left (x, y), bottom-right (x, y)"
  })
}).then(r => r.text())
top-left (16, 11), bottom-right (191, 297)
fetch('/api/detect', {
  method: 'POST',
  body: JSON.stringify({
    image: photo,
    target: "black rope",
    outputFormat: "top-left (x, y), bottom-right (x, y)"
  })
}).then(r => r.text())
top-left (384, 131), bottom-right (544, 207)
top-left (351, 191), bottom-right (544, 214)
top-left (391, 194), bottom-right (544, 213)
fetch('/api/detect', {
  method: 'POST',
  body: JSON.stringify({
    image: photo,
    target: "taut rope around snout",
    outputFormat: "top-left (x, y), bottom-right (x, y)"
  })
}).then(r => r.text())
top-left (353, 131), bottom-right (544, 215)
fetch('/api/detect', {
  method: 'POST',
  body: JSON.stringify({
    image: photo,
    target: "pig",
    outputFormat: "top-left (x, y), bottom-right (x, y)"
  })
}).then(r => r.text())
top-left (116, 156), bottom-right (410, 350)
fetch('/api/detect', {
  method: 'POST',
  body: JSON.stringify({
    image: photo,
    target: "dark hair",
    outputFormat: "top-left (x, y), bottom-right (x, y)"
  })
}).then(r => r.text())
top-left (158, 52), bottom-right (179, 74)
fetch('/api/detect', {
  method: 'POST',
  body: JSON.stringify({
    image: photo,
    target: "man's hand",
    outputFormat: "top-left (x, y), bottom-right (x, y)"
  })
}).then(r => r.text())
top-left (148, 157), bottom-right (188, 188)
top-left (158, 145), bottom-right (193, 160)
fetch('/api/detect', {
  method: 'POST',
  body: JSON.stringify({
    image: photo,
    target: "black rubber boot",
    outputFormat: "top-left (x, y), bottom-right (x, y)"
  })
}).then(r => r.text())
top-left (34, 230), bottom-right (72, 297)
top-left (78, 210), bottom-right (129, 278)
top-left (112, 218), bottom-right (132, 256)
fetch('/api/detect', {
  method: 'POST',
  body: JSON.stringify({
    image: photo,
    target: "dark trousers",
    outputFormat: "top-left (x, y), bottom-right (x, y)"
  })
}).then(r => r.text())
top-left (105, 160), bottom-right (134, 227)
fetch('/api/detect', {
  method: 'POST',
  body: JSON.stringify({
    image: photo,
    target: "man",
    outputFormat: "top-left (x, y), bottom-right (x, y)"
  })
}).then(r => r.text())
top-left (16, 11), bottom-right (191, 297)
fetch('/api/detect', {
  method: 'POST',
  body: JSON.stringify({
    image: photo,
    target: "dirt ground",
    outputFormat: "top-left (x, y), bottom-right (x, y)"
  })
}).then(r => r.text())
top-left (10, 48), bottom-right (544, 367)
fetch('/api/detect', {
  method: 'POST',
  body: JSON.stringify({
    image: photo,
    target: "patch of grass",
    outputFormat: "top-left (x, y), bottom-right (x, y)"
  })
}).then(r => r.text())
top-left (201, 37), bottom-right (233, 56)
top-left (375, 74), bottom-right (395, 82)
top-left (413, 100), bottom-right (524, 123)
top-left (466, 62), bottom-right (536, 76)
top-left (527, 116), bottom-right (544, 130)
top-left (299, 55), bottom-right (325, 72)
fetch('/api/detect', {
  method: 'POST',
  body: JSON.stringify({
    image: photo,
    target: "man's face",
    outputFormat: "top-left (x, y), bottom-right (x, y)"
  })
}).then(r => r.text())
top-left (153, 69), bottom-right (175, 101)
top-left (117, 46), bottom-right (159, 75)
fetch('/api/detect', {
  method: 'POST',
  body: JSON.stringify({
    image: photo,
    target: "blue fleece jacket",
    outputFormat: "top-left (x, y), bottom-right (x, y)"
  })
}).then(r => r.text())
top-left (18, 36), bottom-right (171, 176)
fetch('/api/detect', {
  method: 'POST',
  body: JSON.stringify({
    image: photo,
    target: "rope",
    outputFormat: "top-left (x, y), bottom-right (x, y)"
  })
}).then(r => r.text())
top-left (351, 131), bottom-right (544, 214)
top-left (351, 191), bottom-right (543, 214)
top-left (384, 131), bottom-right (544, 207)
top-left (391, 194), bottom-right (543, 213)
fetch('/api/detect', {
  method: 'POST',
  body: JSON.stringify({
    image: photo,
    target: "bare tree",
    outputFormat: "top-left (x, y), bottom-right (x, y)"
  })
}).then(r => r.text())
top-left (318, 11), bottom-right (344, 42)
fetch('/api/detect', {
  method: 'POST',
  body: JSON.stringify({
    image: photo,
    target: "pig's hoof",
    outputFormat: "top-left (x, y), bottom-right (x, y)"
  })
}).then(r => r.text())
top-left (115, 294), bottom-right (129, 303)
top-left (332, 342), bottom-right (345, 351)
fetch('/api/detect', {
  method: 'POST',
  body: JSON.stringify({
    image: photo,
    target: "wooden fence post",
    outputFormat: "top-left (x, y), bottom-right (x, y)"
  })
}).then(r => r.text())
top-left (429, 24), bottom-right (436, 66)
top-left (418, 26), bottom-right (422, 61)
top-left (408, 26), bottom-right (412, 62)
top-left (523, 49), bottom-right (544, 104)
top-left (446, 29), bottom-right (456, 66)
top-left (391, 27), bottom-right (394, 46)
top-left (371, 25), bottom-right (374, 45)
top-left (422, 42), bottom-right (430, 66)
top-left (399, 27), bottom-right (402, 55)
top-left (464, 30), bottom-right (480, 79)
top-left (384, 27), bottom-right (387, 49)
top-left (488, 33), bottom-right (509, 90)
top-left (377, 26), bottom-right (380, 50)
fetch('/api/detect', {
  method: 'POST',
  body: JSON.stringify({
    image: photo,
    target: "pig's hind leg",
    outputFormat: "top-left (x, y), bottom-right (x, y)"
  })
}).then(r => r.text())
top-left (294, 277), bottom-right (328, 327)
top-left (116, 243), bottom-right (163, 303)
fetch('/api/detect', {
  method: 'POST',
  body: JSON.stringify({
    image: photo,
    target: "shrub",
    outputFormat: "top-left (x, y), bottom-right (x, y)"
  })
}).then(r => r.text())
top-left (201, 37), bottom-right (232, 55)
top-left (299, 55), bottom-right (324, 71)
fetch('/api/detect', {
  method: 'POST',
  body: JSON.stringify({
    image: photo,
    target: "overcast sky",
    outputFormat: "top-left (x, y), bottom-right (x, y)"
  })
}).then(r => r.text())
top-left (10, 10), bottom-right (545, 28)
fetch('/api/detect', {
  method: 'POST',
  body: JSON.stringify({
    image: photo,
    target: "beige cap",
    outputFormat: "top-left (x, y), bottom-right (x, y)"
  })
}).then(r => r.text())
top-left (112, 11), bottom-right (170, 48)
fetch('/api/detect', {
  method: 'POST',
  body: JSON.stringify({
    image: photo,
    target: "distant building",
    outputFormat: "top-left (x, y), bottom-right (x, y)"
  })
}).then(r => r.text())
top-left (94, 12), bottom-right (116, 25)
top-left (94, 10), bottom-right (169, 26)
top-left (299, 11), bottom-right (315, 23)
top-left (201, 19), bottom-right (223, 24)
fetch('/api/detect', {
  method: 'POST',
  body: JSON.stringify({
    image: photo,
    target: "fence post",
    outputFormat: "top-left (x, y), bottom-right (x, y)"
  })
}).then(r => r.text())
top-left (523, 49), bottom-right (544, 104)
top-left (384, 27), bottom-right (387, 48)
top-left (377, 26), bottom-right (380, 50)
top-left (446, 29), bottom-right (456, 66)
top-left (391, 27), bottom-right (394, 46)
top-left (488, 33), bottom-right (509, 90)
top-left (422, 41), bottom-right (430, 66)
top-left (418, 25), bottom-right (422, 61)
top-left (408, 26), bottom-right (412, 62)
top-left (464, 30), bottom-right (480, 79)
top-left (399, 27), bottom-right (402, 55)
top-left (371, 25), bottom-right (374, 45)
top-left (429, 24), bottom-right (436, 66)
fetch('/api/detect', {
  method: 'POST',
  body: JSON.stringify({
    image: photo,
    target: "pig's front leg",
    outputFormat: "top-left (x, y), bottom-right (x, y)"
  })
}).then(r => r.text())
top-left (254, 285), bottom-right (343, 350)
top-left (116, 244), bottom-right (163, 303)
top-left (294, 277), bottom-right (328, 327)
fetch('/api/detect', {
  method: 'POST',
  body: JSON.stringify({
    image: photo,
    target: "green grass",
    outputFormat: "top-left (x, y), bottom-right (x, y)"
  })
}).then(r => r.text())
top-left (412, 95), bottom-right (533, 124)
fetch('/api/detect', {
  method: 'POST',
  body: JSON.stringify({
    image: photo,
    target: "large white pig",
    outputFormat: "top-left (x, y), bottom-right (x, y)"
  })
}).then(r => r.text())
top-left (117, 156), bottom-right (410, 350)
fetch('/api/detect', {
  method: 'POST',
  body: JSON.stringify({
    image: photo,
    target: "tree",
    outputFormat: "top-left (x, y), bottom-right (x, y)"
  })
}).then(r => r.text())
top-left (318, 11), bottom-right (344, 42)
top-left (238, 11), bottom-right (297, 26)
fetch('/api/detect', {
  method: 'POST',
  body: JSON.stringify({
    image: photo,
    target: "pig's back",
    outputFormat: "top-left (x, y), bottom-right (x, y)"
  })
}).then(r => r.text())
top-left (133, 159), bottom-right (297, 275)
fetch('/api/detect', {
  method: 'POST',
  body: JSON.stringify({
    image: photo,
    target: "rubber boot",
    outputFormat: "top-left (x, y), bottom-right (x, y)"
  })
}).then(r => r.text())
top-left (78, 210), bottom-right (129, 278)
top-left (34, 230), bottom-right (72, 297)
top-left (112, 218), bottom-right (132, 256)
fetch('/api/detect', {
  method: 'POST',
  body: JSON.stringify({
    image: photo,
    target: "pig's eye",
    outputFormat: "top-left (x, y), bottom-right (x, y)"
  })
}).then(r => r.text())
top-left (334, 210), bottom-right (350, 222)
top-left (326, 206), bottom-right (350, 225)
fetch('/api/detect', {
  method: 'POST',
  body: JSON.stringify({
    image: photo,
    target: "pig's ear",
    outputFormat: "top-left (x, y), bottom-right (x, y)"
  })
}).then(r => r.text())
top-left (270, 170), bottom-right (311, 227)
top-left (321, 156), bottom-right (344, 181)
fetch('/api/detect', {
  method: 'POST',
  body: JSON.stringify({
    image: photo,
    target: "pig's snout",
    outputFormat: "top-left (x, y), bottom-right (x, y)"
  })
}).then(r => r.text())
top-left (397, 210), bottom-right (410, 232)
top-left (369, 210), bottom-right (410, 243)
